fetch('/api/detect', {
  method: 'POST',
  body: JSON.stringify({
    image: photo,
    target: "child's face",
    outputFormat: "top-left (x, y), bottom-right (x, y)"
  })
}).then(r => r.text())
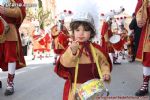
top-left (74, 25), bottom-right (91, 42)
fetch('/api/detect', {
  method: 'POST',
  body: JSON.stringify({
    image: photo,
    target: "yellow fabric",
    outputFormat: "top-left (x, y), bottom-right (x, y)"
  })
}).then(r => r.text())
top-left (60, 47), bottom-right (79, 67)
top-left (143, 20), bottom-right (150, 52)
top-left (136, 0), bottom-right (148, 24)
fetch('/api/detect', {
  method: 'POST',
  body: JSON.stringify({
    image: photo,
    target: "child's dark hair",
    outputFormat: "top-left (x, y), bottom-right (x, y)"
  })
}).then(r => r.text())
top-left (70, 21), bottom-right (96, 39)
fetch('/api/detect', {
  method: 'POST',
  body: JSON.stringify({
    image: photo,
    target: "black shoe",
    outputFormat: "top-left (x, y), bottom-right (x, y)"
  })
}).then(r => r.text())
top-left (113, 62), bottom-right (121, 65)
top-left (32, 57), bottom-right (35, 60)
top-left (129, 59), bottom-right (135, 63)
top-left (4, 87), bottom-right (14, 96)
top-left (0, 81), bottom-right (2, 88)
top-left (135, 89), bottom-right (148, 96)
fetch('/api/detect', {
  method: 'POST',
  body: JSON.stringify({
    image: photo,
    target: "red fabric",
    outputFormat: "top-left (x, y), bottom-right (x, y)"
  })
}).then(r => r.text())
top-left (33, 35), bottom-right (42, 40)
top-left (101, 21), bottom-right (109, 36)
top-left (44, 33), bottom-right (51, 51)
top-left (0, 42), bottom-right (17, 71)
top-left (4, 41), bottom-right (17, 62)
top-left (0, 19), bottom-right (4, 35)
top-left (101, 21), bottom-right (114, 53)
top-left (33, 49), bottom-right (45, 52)
top-left (0, 0), bottom-right (26, 71)
top-left (136, 24), bottom-right (147, 60)
top-left (38, 38), bottom-right (45, 45)
top-left (54, 49), bottom-right (64, 54)
top-left (66, 63), bottom-right (99, 83)
top-left (112, 39), bottom-right (124, 51)
top-left (142, 52), bottom-right (150, 67)
top-left (134, 0), bottom-right (143, 15)
top-left (148, 6), bottom-right (150, 17)
top-left (63, 80), bottom-right (70, 100)
top-left (44, 34), bottom-right (51, 42)
top-left (58, 31), bottom-right (69, 48)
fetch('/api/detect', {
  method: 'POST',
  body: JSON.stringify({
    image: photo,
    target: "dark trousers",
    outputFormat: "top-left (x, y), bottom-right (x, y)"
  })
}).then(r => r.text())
top-left (22, 45), bottom-right (27, 56)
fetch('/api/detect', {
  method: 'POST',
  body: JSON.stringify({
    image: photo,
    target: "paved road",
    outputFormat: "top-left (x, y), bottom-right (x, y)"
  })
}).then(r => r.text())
top-left (0, 56), bottom-right (150, 100)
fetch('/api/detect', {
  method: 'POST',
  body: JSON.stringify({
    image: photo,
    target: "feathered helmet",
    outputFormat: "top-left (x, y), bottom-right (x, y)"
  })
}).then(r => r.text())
top-left (54, 10), bottom-right (72, 31)
top-left (55, 10), bottom-right (73, 24)
top-left (70, 12), bottom-right (96, 33)
top-left (100, 6), bottom-right (125, 22)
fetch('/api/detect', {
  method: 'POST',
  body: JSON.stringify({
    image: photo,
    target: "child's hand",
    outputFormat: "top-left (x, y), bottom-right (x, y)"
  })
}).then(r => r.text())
top-left (103, 74), bottom-right (110, 81)
top-left (70, 40), bottom-right (79, 55)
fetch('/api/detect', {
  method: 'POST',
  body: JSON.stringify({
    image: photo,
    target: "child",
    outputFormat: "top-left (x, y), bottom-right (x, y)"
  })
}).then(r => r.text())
top-left (54, 12), bottom-right (112, 100)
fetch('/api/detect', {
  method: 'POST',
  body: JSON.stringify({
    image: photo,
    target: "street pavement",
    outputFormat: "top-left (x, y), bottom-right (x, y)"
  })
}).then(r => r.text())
top-left (0, 54), bottom-right (150, 100)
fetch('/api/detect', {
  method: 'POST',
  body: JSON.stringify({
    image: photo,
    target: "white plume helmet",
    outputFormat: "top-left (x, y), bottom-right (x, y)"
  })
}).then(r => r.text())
top-left (71, 12), bottom-right (95, 31)
top-left (55, 10), bottom-right (73, 21)
top-left (100, 6), bottom-right (125, 22)
top-left (67, 0), bottom-right (100, 34)
top-left (54, 9), bottom-right (73, 31)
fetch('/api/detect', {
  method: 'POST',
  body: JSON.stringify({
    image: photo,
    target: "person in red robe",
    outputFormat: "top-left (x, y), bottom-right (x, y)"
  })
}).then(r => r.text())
top-left (54, 12), bottom-right (112, 100)
top-left (43, 32), bottom-right (51, 58)
top-left (0, 0), bottom-right (26, 96)
top-left (134, 0), bottom-right (150, 96)
top-left (32, 27), bottom-right (45, 60)
top-left (101, 18), bottom-right (122, 64)
top-left (51, 21), bottom-right (70, 65)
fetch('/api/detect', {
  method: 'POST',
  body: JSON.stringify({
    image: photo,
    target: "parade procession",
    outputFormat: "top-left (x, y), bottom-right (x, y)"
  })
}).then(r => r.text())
top-left (0, 0), bottom-right (150, 100)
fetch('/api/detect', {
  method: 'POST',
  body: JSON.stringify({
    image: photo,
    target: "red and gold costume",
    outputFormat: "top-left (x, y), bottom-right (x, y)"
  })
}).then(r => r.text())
top-left (117, 27), bottom-right (128, 47)
top-left (101, 20), bottom-right (122, 64)
top-left (101, 21), bottom-right (114, 53)
top-left (0, 0), bottom-right (26, 71)
top-left (43, 33), bottom-right (51, 52)
top-left (51, 25), bottom-right (70, 54)
top-left (135, 0), bottom-right (150, 96)
top-left (32, 29), bottom-right (45, 52)
top-left (54, 42), bottom-right (112, 100)
top-left (136, 0), bottom-right (150, 66)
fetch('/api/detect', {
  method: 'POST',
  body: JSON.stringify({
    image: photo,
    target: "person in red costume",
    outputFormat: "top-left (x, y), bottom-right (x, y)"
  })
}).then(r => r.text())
top-left (134, 0), bottom-right (150, 96)
top-left (100, 7), bottom-right (125, 65)
top-left (54, 12), bottom-right (112, 100)
top-left (32, 25), bottom-right (45, 60)
top-left (43, 32), bottom-right (51, 58)
top-left (0, 0), bottom-right (26, 96)
top-left (101, 18), bottom-right (122, 64)
top-left (51, 20), bottom-right (70, 65)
